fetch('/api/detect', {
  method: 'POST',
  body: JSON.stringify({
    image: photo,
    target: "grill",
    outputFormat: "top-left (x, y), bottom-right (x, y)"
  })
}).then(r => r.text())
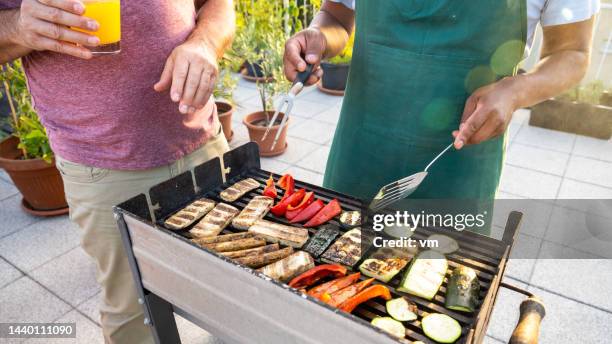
top-left (113, 143), bottom-right (539, 344)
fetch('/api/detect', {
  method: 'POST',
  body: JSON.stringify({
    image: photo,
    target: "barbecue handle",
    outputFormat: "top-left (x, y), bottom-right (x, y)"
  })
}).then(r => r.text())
top-left (509, 296), bottom-right (546, 344)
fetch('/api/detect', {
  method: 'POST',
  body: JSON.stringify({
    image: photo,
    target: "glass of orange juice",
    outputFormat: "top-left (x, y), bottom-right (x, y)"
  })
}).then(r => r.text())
top-left (75, 0), bottom-right (121, 55)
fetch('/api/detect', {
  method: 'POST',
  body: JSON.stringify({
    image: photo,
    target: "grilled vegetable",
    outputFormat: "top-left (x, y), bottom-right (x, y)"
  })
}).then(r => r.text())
top-left (327, 278), bottom-right (374, 307)
top-left (386, 297), bottom-right (418, 322)
top-left (338, 285), bottom-right (392, 313)
top-left (231, 196), bottom-right (274, 230)
top-left (428, 234), bottom-right (459, 254)
top-left (199, 237), bottom-right (266, 252)
top-left (288, 264), bottom-right (347, 289)
top-left (189, 203), bottom-right (239, 238)
top-left (220, 178), bottom-right (260, 202)
top-left (220, 244), bottom-right (280, 259)
top-left (270, 189), bottom-right (306, 217)
top-left (371, 317), bottom-right (406, 338)
top-left (277, 174), bottom-right (295, 195)
top-left (445, 265), bottom-right (480, 313)
top-left (302, 224), bottom-right (340, 257)
top-left (248, 219), bottom-right (310, 248)
top-left (164, 198), bottom-right (215, 230)
top-left (397, 250), bottom-right (448, 300)
top-left (321, 228), bottom-right (361, 267)
top-left (421, 313), bottom-right (461, 344)
top-left (304, 199), bottom-right (342, 227)
top-left (257, 251), bottom-right (315, 282)
top-left (307, 272), bottom-right (361, 299)
top-left (192, 232), bottom-right (254, 245)
top-left (339, 210), bottom-right (361, 227)
top-left (263, 174), bottom-right (277, 198)
top-left (235, 247), bottom-right (293, 268)
top-left (359, 256), bottom-right (409, 283)
top-left (290, 199), bottom-right (324, 224)
top-left (285, 191), bottom-right (314, 220)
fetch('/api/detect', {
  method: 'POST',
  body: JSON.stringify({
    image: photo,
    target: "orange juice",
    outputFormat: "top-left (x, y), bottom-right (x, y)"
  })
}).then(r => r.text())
top-left (74, 0), bottom-right (121, 54)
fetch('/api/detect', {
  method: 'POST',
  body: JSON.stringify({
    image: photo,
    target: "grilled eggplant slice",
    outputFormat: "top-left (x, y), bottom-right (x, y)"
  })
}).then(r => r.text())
top-left (339, 211), bottom-right (361, 228)
top-left (235, 247), bottom-right (294, 268)
top-left (164, 198), bottom-right (215, 230)
top-left (445, 265), bottom-right (480, 312)
top-left (231, 196), bottom-right (274, 230)
top-left (257, 251), bottom-right (315, 282)
top-left (191, 232), bottom-right (254, 246)
top-left (219, 178), bottom-right (260, 202)
top-left (321, 228), bottom-right (361, 267)
top-left (190, 203), bottom-right (239, 238)
top-left (198, 237), bottom-right (266, 252)
top-left (359, 247), bottom-right (411, 283)
top-left (221, 244), bottom-right (280, 259)
top-left (248, 219), bottom-right (309, 248)
top-left (303, 225), bottom-right (341, 258)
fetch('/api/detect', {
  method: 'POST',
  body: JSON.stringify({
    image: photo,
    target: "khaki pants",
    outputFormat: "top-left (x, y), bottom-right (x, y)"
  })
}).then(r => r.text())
top-left (56, 129), bottom-right (229, 344)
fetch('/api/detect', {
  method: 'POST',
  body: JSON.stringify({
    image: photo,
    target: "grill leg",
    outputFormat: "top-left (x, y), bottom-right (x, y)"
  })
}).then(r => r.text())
top-left (146, 291), bottom-right (181, 344)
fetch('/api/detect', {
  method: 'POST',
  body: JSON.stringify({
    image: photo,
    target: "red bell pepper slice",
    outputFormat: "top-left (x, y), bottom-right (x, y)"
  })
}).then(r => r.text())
top-left (303, 199), bottom-right (342, 227)
top-left (326, 278), bottom-right (375, 307)
top-left (288, 264), bottom-right (347, 289)
top-left (277, 174), bottom-right (295, 196)
top-left (285, 191), bottom-right (314, 220)
top-left (289, 199), bottom-right (324, 223)
top-left (270, 189), bottom-right (305, 217)
top-left (262, 174), bottom-right (277, 198)
top-left (338, 285), bottom-right (392, 313)
top-left (307, 272), bottom-right (360, 300)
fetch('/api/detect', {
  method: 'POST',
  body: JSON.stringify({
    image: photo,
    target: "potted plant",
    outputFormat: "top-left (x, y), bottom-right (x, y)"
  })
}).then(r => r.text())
top-left (0, 62), bottom-right (68, 216)
top-left (530, 80), bottom-right (612, 140)
top-left (214, 58), bottom-right (238, 142)
top-left (318, 33), bottom-right (353, 95)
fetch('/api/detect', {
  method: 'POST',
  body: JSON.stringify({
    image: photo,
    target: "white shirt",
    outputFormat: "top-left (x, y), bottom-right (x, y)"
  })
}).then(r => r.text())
top-left (330, 0), bottom-right (600, 53)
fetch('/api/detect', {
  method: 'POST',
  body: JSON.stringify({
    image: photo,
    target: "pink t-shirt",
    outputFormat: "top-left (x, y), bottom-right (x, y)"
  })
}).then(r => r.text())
top-left (1, 0), bottom-right (217, 170)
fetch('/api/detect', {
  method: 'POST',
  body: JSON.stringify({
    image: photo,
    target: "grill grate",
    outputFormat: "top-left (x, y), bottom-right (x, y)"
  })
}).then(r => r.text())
top-left (155, 167), bottom-right (511, 344)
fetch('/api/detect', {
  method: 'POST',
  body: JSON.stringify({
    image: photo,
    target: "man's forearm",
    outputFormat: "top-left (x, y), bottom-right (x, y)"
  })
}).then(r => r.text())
top-left (310, 1), bottom-right (354, 59)
top-left (190, 0), bottom-right (235, 59)
top-left (0, 9), bottom-right (32, 63)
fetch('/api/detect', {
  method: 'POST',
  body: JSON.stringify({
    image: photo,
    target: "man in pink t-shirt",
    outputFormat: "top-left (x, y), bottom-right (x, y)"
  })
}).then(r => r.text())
top-left (0, 0), bottom-right (235, 342)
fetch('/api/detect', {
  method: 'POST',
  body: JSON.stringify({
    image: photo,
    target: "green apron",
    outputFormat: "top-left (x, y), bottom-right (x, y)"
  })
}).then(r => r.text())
top-left (324, 0), bottom-right (526, 206)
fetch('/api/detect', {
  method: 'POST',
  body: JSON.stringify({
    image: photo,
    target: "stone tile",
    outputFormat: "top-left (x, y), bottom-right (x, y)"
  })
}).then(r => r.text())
top-left (557, 179), bottom-right (612, 199)
top-left (25, 310), bottom-right (103, 344)
top-left (514, 125), bottom-right (576, 153)
top-left (233, 85), bottom-right (260, 104)
top-left (260, 158), bottom-right (290, 174)
top-left (510, 108), bottom-right (531, 125)
top-left (235, 73), bottom-right (257, 89)
top-left (527, 285), bottom-right (612, 344)
top-left (505, 143), bottom-right (570, 176)
top-left (0, 195), bottom-right (40, 239)
top-left (504, 233), bottom-right (541, 283)
top-left (0, 216), bottom-right (80, 272)
top-left (274, 137), bottom-right (320, 164)
top-left (0, 257), bottom-right (22, 289)
top-left (0, 168), bottom-right (11, 183)
top-left (486, 279), bottom-right (528, 342)
top-left (0, 178), bottom-right (18, 201)
top-left (77, 292), bottom-right (101, 325)
top-left (289, 119), bottom-right (336, 145)
top-left (0, 277), bottom-right (71, 323)
top-left (498, 165), bottom-right (562, 199)
top-left (228, 121), bottom-right (250, 150)
top-left (492, 198), bottom-right (554, 238)
top-left (291, 99), bottom-right (333, 119)
top-left (531, 241), bottom-right (612, 312)
top-left (30, 247), bottom-right (99, 307)
top-left (175, 314), bottom-right (222, 344)
top-left (565, 156), bottom-right (612, 189)
top-left (483, 335), bottom-right (505, 344)
top-left (572, 135), bottom-right (612, 162)
top-left (506, 122), bottom-right (522, 144)
top-left (290, 167), bottom-right (324, 186)
top-left (312, 103), bottom-right (342, 125)
top-left (302, 88), bottom-right (344, 106)
top-left (295, 146), bottom-right (330, 174)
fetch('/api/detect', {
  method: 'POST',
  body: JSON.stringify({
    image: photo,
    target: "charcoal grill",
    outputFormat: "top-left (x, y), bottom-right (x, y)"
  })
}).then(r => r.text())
top-left (113, 143), bottom-right (542, 344)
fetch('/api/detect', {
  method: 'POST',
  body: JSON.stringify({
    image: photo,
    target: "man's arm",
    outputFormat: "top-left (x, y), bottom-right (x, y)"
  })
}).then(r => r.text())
top-left (453, 17), bottom-right (595, 148)
top-left (0, 10), bottom-right (32, 62)
top-left (284, 1), bottom-right (354, 85)
top-left (154, 0), bottom-right (235, 115)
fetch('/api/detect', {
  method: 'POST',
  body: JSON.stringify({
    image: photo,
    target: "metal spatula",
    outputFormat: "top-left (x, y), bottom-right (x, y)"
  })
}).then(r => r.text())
top-left (261, 64), bottom-right (314, 150)
top-left (368, 143), bottom-right (455, 212)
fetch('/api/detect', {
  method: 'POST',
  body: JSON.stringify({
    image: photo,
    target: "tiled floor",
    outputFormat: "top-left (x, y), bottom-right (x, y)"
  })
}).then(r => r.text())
top-left (1, 75), bottom-right (611, 343)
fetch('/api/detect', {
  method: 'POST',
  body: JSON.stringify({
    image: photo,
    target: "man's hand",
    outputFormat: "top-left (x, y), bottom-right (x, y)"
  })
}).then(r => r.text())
top-left (452, 77), bottom-right (520, 149)
top-left (14, 0), bottom-right (99, 59)
top-left (283, 28), bottom-right (326, 85)
top-left (154, 40), bottom-right (218, 115)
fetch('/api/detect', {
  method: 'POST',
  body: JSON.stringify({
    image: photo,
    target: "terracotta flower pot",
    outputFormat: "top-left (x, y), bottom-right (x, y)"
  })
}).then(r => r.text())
top-left (243, 111), bottom-right (289, 157)
top-left (0, 136), bottom-right (68, 216)
top-left (216, 101), bottom-right (234, 142)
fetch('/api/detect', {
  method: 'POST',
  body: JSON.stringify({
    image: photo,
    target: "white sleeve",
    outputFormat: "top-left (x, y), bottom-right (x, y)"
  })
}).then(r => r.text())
top-left (328, 0), bottom-right (355, 10)
top-left (540, 0), bottom-right (600, 27)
